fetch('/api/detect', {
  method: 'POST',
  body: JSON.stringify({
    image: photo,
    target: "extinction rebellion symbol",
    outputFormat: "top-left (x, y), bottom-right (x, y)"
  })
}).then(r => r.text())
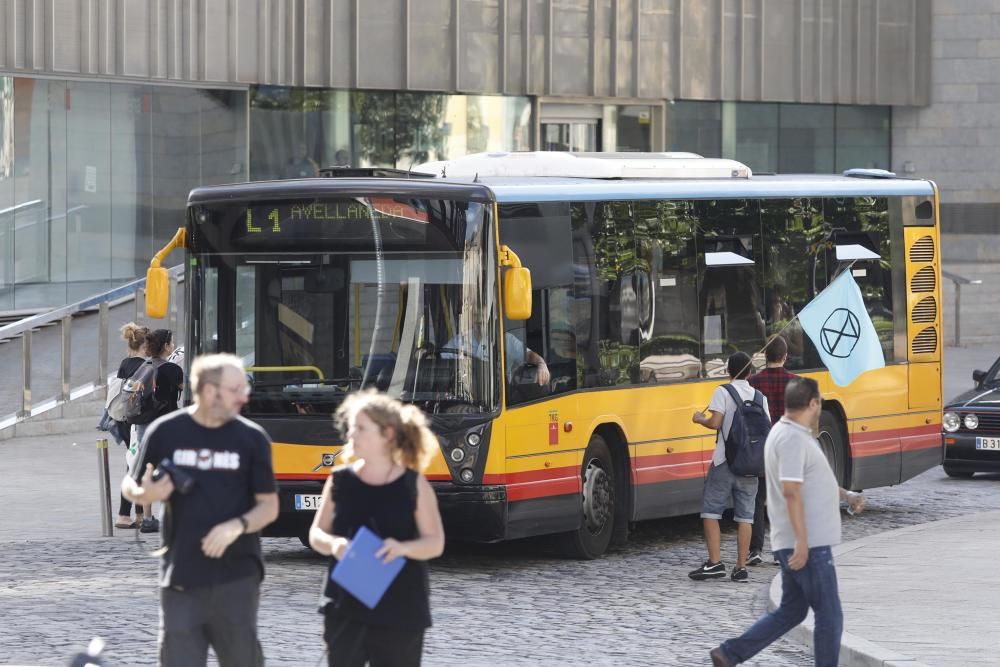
top-left (820, 308), bottom-right (861, 358)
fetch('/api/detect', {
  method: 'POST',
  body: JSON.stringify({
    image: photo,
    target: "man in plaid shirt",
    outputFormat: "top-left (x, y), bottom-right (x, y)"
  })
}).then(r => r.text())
top-left (747, 335), bottom-right (798, 565)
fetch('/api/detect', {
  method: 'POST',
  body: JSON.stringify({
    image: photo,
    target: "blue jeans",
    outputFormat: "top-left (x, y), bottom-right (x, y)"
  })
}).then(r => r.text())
top-left (719, 546), bottom-right (843, 666)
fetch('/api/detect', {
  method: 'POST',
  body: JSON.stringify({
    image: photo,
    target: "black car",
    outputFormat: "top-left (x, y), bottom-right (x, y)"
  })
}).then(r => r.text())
top-left (942, 356), bottom-right (1000, 478)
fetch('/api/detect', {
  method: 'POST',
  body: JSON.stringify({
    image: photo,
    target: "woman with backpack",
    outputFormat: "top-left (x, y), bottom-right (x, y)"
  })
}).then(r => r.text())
top-left (112, 323), bottom-right (149, 530)
top-left (309, 391), bottom-right (445, 667)
top-left (128, 328), bottom-right (184, 534)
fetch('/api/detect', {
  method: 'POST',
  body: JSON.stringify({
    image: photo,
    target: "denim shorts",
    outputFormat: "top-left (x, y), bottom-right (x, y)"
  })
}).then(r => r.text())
top-left (701, 461), bottom-right (758, 523)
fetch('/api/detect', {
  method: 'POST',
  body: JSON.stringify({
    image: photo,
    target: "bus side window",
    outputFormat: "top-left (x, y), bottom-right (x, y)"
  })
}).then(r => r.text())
top-left (759, 198), bottom-right (824, 372)
top-left (571, 201), bottom-right (640, 388)
top-left (823, 196), bottom-right (898, 363)
top-left (498, 203), bottom-right (577, 405)
top-left (696, 199), bottom-right (766, 378)
top-left (635, 200), bottom-right (701, 384)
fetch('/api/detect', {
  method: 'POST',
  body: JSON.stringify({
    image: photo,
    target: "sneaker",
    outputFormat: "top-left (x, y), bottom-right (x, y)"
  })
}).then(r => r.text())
top-left (731, 566), bottom-right (749, 583)
top-left (709, 646), bottom-right (734, 667)
top-left (746, 551), bottom-right (763, 566)
top-left (688, 560), bottom-right (726, 581)
top-left (139, 516), bottom-right (160, 534)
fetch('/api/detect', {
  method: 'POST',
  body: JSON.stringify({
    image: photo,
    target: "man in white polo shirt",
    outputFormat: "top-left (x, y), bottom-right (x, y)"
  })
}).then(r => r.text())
top-left (710, 376), bottom-right (865, 667)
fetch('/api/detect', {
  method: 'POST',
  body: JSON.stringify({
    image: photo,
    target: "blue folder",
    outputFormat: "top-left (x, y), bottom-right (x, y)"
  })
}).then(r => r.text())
top-left (330, 525), bottom-right (405, 609)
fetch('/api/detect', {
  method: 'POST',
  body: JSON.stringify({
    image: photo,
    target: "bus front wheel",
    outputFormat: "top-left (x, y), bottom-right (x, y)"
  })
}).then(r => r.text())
top-left (559, 434), bottom-right (616, 559)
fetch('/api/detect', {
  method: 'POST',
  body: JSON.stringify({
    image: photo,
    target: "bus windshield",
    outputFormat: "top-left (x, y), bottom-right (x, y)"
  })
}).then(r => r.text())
top-left (190, 196), bottom-right (500, 416)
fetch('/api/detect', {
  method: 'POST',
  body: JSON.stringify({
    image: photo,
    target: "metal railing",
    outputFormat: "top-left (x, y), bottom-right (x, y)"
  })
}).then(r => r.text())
top-left (943, 269), bottom-right (983, 347)
top-left (0, 265), bottom-right (184, 429)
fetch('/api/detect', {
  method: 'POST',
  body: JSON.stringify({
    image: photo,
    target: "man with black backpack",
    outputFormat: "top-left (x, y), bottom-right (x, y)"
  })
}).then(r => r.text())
top-left (690, 351), bottom-right (771, 583)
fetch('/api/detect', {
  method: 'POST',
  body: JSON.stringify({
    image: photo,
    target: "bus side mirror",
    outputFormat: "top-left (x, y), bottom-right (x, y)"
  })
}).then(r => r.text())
top-left (146, 267), bottom-right (169, 319)
top-left (504, 267), bottom-right (532, 320)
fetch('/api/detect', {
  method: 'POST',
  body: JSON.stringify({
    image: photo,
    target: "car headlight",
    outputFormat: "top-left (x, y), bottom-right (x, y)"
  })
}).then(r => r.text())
top-left (943, 412), bottom-right (961, 432)
top-left (964, 413), bottom-right (980, 430)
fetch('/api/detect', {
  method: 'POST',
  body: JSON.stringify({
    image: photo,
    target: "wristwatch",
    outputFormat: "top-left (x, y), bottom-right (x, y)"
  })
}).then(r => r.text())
top-left (237, 515), bottom-right (249, 534)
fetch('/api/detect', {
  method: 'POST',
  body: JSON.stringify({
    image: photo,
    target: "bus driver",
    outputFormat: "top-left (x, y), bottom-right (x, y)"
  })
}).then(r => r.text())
top-left (443, 332), bottom-right (550, 387)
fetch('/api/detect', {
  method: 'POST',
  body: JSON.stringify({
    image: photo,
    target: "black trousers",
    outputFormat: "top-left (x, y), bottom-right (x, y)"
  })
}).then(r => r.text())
top-left (324, 613), bottom-right (424, 667)
top-left (750, 475), bottom-right (768, 554)
top-left (159, 574), bottom-right (264, 667)
top-left (116, 422), bottom-right (136, 517)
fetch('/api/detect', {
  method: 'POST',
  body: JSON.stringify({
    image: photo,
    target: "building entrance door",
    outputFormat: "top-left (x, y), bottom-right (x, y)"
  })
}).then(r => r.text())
top-left (541, 121), bottom-right (600, 152)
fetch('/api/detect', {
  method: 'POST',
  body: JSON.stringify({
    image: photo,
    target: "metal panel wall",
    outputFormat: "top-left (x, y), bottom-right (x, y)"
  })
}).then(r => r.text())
top-left (0, 0), bottom-right (930, 105)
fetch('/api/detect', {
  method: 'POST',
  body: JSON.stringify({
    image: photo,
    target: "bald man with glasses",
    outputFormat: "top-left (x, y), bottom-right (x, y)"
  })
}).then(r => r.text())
top-left (123, 353), bottom-right (278, 667)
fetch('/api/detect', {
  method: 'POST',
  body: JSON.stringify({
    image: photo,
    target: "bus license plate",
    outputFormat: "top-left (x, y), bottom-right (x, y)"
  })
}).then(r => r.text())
top-left (975, 437), bottom-right (1000, 451)
top-left (294, 494), bottom-right (323, 510)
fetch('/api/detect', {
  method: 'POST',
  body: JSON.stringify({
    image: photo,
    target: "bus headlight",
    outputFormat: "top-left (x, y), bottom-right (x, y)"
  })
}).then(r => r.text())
top-left (466, 432), bottom-right (481, 447)
top-left (943, 412), bottom-right (960, 432)
top-left (450, 448), bottom-right (466, 463)
top-left (964, 413), bottom-right (979, 430)
top-left (460, 468), bottom-right (475, 483)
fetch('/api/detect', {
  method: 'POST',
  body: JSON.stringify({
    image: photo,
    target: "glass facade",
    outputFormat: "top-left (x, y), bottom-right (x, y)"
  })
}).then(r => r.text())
top-left (249, 88), bottom-right (532, 178)
top-left (667, 101), bottom-right (890, 174)
top-left (0, 71), bottom-right (893, 315)
top-left (0, 76), bottom-right (246, 311)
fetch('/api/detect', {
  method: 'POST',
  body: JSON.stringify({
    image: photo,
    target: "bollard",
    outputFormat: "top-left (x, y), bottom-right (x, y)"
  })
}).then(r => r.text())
top-left (135, 287), bottom-right (145, 324)
top-left (97, 302), bottom-right (109, 388)
top-left (97, 439), bottom-right (113, 537)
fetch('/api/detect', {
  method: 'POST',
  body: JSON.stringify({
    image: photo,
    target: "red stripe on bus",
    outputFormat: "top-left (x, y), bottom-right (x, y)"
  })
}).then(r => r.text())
top-left (900, 426), bottom-right (942, 454)
top-left (276, 473), bottom-right (328, 481)
top-left (507, 476), bottom-right (581, 502)
top-left (633, 450), bottom-right (706, 485)
top-left (850, 423), bottom-right (940, 458)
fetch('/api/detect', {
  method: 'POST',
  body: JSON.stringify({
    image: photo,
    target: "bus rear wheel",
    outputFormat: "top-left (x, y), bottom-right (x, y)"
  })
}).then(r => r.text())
top-left (559, 434), bottom-right (616, 559)
top-left (817, 410), bottom-right (848, 487)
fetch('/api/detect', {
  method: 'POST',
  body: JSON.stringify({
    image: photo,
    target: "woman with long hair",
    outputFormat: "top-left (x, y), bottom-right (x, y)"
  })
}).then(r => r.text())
top-left (131, 328), bottom-right (184, 534)
top-left (310, 391), bottom-right (445, 667)
top-left (113, 322), bottom-right (148, 529)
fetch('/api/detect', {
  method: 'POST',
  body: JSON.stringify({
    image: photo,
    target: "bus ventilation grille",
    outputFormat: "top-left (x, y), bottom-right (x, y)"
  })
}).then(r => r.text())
top-left (908, 236), bottom-right (935, 263)
top-left (912, 327), bottom-right (938, 355)
top-left (910, 266), bottom-right (936, 293)
top-left (911, 296), bottom-right (937, 323)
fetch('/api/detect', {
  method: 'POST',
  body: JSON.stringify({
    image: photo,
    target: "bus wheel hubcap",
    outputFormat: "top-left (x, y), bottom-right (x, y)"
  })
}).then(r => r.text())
top-left (583, 460), bottom-right (612, 535)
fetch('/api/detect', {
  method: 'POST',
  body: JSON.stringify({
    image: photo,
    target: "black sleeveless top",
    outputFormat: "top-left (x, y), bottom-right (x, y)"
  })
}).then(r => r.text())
top-left (319, 466), bottom-right (431, 631)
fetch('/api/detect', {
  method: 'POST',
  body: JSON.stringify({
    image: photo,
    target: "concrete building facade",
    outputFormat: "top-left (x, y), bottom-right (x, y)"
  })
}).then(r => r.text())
top-left (0, 0), bottom-right (937, 315)
top-left (893, 0), bottom-right (1000, 345)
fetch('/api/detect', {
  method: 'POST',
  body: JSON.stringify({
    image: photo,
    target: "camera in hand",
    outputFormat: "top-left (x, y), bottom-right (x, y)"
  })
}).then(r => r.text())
top-left (151, 458), bottom-right (196, 495)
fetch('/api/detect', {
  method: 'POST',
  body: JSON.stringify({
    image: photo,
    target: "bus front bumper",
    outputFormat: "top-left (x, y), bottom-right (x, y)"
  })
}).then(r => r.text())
top-left (265, 480), bottom-right (508, 543)
top-left (432, 482), bottom-right (508, 543)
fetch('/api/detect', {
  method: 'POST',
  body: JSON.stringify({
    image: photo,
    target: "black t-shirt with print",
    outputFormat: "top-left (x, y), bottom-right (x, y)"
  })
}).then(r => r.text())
top-left (133, 410), bottom-right (276, 589)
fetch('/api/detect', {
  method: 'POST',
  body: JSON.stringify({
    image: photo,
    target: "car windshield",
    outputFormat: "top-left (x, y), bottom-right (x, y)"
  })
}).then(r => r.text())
top-left (982, 357), bottom-right (1000, 387)
top-left (191, 196), bottom-right (500, 415)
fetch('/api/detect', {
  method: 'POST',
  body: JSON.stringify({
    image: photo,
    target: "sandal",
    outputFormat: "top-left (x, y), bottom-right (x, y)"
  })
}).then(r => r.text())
top-left (115, 519), bottom-right (137, 529)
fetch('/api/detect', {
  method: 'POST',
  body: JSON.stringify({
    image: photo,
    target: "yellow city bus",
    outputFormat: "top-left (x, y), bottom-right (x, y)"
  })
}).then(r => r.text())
top-left (146, 152), bottom-right (942, 558)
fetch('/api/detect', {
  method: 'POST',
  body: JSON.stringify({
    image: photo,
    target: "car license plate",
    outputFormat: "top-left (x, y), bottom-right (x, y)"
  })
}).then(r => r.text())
top-left (294, 494), bottom-right (323, 510)
top-left (975, 437), bottom-right (1000, 450)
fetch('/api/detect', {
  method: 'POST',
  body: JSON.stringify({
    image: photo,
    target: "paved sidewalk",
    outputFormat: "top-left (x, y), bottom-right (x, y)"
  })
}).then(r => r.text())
top-left (769, 510), bottom-right (1000, 666)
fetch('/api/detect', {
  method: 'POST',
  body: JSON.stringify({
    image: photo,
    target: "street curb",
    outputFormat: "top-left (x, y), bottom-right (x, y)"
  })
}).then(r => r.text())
top-left (767, 574), bottom-right (932, 667)
top-left (763, 513), bottom-right (1000, 667)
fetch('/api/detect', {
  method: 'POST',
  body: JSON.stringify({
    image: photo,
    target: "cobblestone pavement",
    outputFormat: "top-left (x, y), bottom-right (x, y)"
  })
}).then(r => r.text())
top-left (1, 345), bottom-right (992, 666)
top-left (4, 464), bottom-right (1000, 667)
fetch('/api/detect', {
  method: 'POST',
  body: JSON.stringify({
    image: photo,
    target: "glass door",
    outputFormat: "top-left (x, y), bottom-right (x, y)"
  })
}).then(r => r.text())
top-left (541, 121), bottom-right (600, 152)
